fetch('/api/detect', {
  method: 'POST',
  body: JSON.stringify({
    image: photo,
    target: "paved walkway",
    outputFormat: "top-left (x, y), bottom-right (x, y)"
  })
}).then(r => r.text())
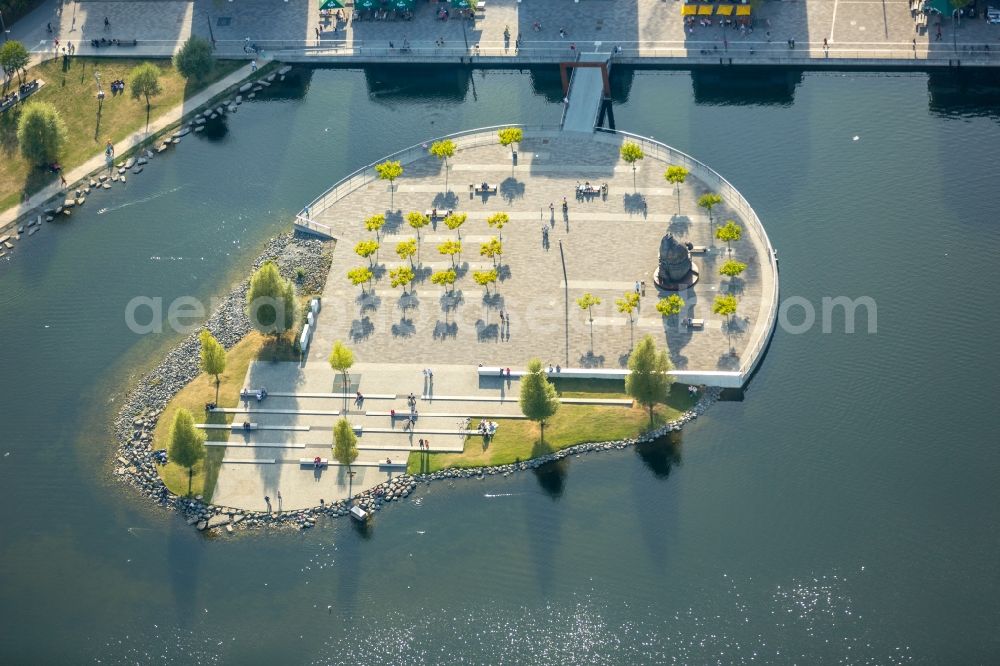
top-left (6, 0), bottom-right (999, 66)
top-left (210, 361), bottom-right (546, 511)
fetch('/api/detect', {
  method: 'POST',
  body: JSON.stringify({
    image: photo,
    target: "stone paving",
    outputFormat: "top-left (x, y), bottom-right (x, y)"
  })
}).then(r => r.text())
top-left (307, 130), bottom-right (770, 373)
top-left (14, 0), bottom-right (1000, 62)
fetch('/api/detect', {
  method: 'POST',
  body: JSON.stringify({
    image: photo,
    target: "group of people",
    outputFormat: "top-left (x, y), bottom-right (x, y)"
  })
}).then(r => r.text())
top-left (477, 420), bottom-right (499, 438)
top-left (90, 37), bottom-right (135, 48)
top-left (109, 79), bottom-right (127, 95)
top-left (416, 439), bottom-right (431, 451)
top-left (240, 387), bottom-right (268, 406)
top-left (575, 181), bottom-right (608, 198)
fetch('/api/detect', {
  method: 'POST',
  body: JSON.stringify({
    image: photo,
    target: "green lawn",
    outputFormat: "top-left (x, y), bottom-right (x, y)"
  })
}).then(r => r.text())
top-left (0, 57), bottom-right (242, 211)
top-left (154, 330), bottom-right (301, 500)
top-left (407, 382), bottom-right (698, 475)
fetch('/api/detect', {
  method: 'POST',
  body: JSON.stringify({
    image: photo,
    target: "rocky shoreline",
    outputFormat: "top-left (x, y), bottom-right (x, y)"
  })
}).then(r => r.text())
top-left (111, 233), bottom-right (719, 535)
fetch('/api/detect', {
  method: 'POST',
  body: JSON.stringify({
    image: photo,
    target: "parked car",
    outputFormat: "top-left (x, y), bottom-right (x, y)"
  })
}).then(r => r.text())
top-left (987, 7), bottom-right (1000, 23)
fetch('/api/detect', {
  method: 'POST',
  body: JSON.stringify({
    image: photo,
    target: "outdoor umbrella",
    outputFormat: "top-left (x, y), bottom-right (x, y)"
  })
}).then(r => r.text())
top-left (355, 0), bottom-right (378, 9)
top-left (390, 0), bottom-right (416, 9)
top-left (319, 0), bottom-right (345, 9)
top-left (451, 0), bottom-right (474, 8)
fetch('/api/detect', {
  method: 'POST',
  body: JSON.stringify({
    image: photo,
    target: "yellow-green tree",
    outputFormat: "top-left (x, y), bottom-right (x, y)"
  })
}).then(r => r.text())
top-left (168, 408), bottom-right (205, 495)
top-left (347, 266), bottom-right (374, 294)
top-left (664, 165), bottom-right (689, 215)
top-left (713, 294), bottom-right (739, 353)
top-left (328, 341), bottom-right (354, 395)
top-left (620, 141), bottom-right (645, 191)
top-left (375, 160), bottom-right (403, 207)
top-left (129, 62), bottom-right (162, 127)
top-left (576, 292), bottom-right (602, 353)
top-left (396, 239), bottom-right (418, 267)
top-left (355, 239), bottom-right (380, 266)
top-left (656, 294), bottom-right (685, 323)
top-left (625, 335), bottom-right (673, 425)
top-left (430, 268), bottom-right (457, 293)
top-left (389, 265), bottom-right (415, 294)
top-left (716, 220), bottom-right (743, 254)
top-left (487, 212), bottom-right (509, 241)
top-left (497, 127), bottom-right (523, 154)
top-left (473, 268), bottom-right (498, 295)
top-left (444, 212), bottom-right (467, 239)
top-left (698, 192), bottom-right (723, 230)
top-left (364, 213), bottom-right (386, 240)
top-left (198, 329), bottom-right (226, 404)
top-left (519, 359), bottom-right (560, 444)
top-left (480, 237), bottom-right (503, 266)
top-left (429, 139), bottom-right (456, 190)
top-left (16, 102), bottom-right (66, 166)
top-left (407, 211), bottom-right (430, 244)
top-left (333, 418), bottom-right (359, 470)
top-left (615, 291), bottom-right (640, 350)
top-left (246, 261), bottom-right (296, 338)
top-left (438, 239), bottom-right (462, 267)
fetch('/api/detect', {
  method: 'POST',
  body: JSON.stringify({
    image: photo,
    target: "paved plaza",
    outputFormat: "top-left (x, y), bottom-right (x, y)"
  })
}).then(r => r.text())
top-left (307, 129), bottom-right (772, 373)
top-left (11, 0), bottom-right (1000, 64)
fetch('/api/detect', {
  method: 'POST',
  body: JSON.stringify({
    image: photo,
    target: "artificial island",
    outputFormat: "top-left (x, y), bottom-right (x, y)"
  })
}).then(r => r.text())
top-left (118, 125), bottom-right (778, 531)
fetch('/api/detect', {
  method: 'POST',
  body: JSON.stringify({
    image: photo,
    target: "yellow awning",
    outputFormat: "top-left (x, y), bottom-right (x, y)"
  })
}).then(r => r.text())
top-left (681, 5), bottom-right (697, 16)
top-left (716, 5), bottom-right (735, 16)
top-left (736, 5), bottom-right (752, 16)
top-left (698, 5), bottom-right (713, 15)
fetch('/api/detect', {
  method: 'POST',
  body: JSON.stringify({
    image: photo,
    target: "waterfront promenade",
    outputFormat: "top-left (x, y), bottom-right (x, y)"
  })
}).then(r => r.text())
top-left (9, 0), bottom-right (1000, 67)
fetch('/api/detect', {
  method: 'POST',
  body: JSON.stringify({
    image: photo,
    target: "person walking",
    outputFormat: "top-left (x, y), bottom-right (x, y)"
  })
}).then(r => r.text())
top-left (104, 16), bottom-right (110, 31)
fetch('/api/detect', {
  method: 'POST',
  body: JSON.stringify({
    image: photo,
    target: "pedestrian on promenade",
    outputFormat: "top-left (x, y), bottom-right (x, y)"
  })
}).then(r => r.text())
top-left (316, 27), bottom-right (321, 43)
top-left (251, 60), bottom-right (257, 72)
top-left (104, 17), bottom-right (110, 31)
top-left (244, 36), bottom-right (250, 53)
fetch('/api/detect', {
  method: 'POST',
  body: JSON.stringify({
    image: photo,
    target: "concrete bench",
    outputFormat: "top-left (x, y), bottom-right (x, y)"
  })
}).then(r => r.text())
top-left (424, 209), bottom-right (453, 220)
top-left (683, 318), bottom-right (705, 329)
top-left (690, 245), bottom-right (708, 255)
top-left (471, 184), bottom-right (497, 194)
top-left (232, 422), bottom-right (258, 431)
top-left (300, 458), bottom-right (329, 468)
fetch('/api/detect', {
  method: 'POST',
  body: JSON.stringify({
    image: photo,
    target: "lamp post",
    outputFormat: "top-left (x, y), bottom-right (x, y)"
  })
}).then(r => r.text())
top-left (1, 10), bottom-right (9, 43)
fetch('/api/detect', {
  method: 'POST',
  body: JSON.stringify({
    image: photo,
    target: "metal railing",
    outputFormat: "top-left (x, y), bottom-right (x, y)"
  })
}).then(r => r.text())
top-left (296, 125), bottom-right (561, 236)
top-left (593, 128), bottom-right (780, 384)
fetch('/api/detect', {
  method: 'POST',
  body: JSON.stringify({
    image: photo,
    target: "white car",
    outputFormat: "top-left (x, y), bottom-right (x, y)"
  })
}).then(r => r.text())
top-left (987, 7), bottom-right (1000, 24)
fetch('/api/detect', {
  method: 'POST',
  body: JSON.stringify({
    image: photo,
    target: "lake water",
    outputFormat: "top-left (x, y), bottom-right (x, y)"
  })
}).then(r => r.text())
top-left (0, 65), bottom-right (998, 664)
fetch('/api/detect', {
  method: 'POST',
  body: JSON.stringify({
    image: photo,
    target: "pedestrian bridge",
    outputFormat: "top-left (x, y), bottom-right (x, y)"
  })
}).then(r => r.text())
top-left (561, 52), bottom-right (612, 133)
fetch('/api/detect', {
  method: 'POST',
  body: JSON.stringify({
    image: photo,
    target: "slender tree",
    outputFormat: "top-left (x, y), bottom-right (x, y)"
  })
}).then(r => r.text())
top-left (328, 341), bottom-right (354, 395)
top-left (130, 63), bottom-right (162, 128)
top-left (364, 213), bottom-right (386, 241)
top-left (716, 220), bottom-right (743, 254)
top-left (519, 359), bottom-right (560, 444)
top-left (576, 292), bottom-right (602, 353)
top-left (656, 294), bottom-right (685, 324)
top-left (444, 212), bottom-right (467, 239)
top-left (355, 239), bottom-right (380, 267)
top-left (698, 192), bottom-right (723, 234)
top-left (198, 330), bottom-right (226, 403)
top-left (719, 259), bottom-right (747, 280)
top-left (396, 239), bottom-right (418, 267)
top-left (497, 127), bottom-right (523, 154)
top-left (16, 102), bottom-right (67, 166)
top-left (0, 40), bottom-right (30, 86)
top-left (407, 211), bottom-right (430, 245)
top-left (713, 294), bottom-right (739, 353)
top-left (347, 266), bottom-right (374, 294)
top-left (429, 139), bottom-right (456, 191)
top-left (333, 418), bottom-right (359, 470)
top-left (173, 36), bottom-right (214, 81)
top-left (480, 237), bottom-right (503, 266)
top-left (615, 291), bottom-right (640, 350)
top-left (625, 335), bottom-right (673, 425)
top-left (375, 160), bottom-right (403, 207)
top-left (487, 212), bottom-right (509, 242)
top-left (438, 239), bottom-right (462, 267)
top-left (246, 261), bottom-right (296, 338)
top-left (430, 268), bottom-right (457, 293)
top-left (473, 268), bottom-right (498, 295)
top-left (168, 408), bottom-right (206, 495)
top-left (620, 141), bottom-right (645, 191)
top-left (664, 165), bottom-right (689, 215)
top-left (389, 265), bottom-right (415, 294)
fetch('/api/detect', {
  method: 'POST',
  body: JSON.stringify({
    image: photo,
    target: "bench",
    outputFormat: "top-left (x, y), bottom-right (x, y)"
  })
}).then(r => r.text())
top-left (470, 184), bottom-right (497, 194)
top-left (240, 388), bottom-right (268, 402)
top-left (689, 245), bottom-right (708, 255)
top-left (424, 209), bottom-right (453, 220)
top-left (232, 422), bottom-right (259, 431)
top-left (683, 318), bottom-right (705, 329)
top-left (300, 458), bottom-right (329, 468)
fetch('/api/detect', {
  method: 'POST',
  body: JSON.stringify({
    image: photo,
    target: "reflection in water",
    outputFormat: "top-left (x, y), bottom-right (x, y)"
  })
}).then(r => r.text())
top-left (690, 67), bottom-right (802, 106)
top-left (257, 67), bottom-right (314, 102)
top-left (927, 70), bottom-right (1000, 119)
top-left (364, 65), bottom-right (470, 102)
top-left (634, 431), bottom-right (682, 479)
top-left (199, 115), bottom-right (229, 141)
top-left (532, 458), bottom-right (568, 499)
